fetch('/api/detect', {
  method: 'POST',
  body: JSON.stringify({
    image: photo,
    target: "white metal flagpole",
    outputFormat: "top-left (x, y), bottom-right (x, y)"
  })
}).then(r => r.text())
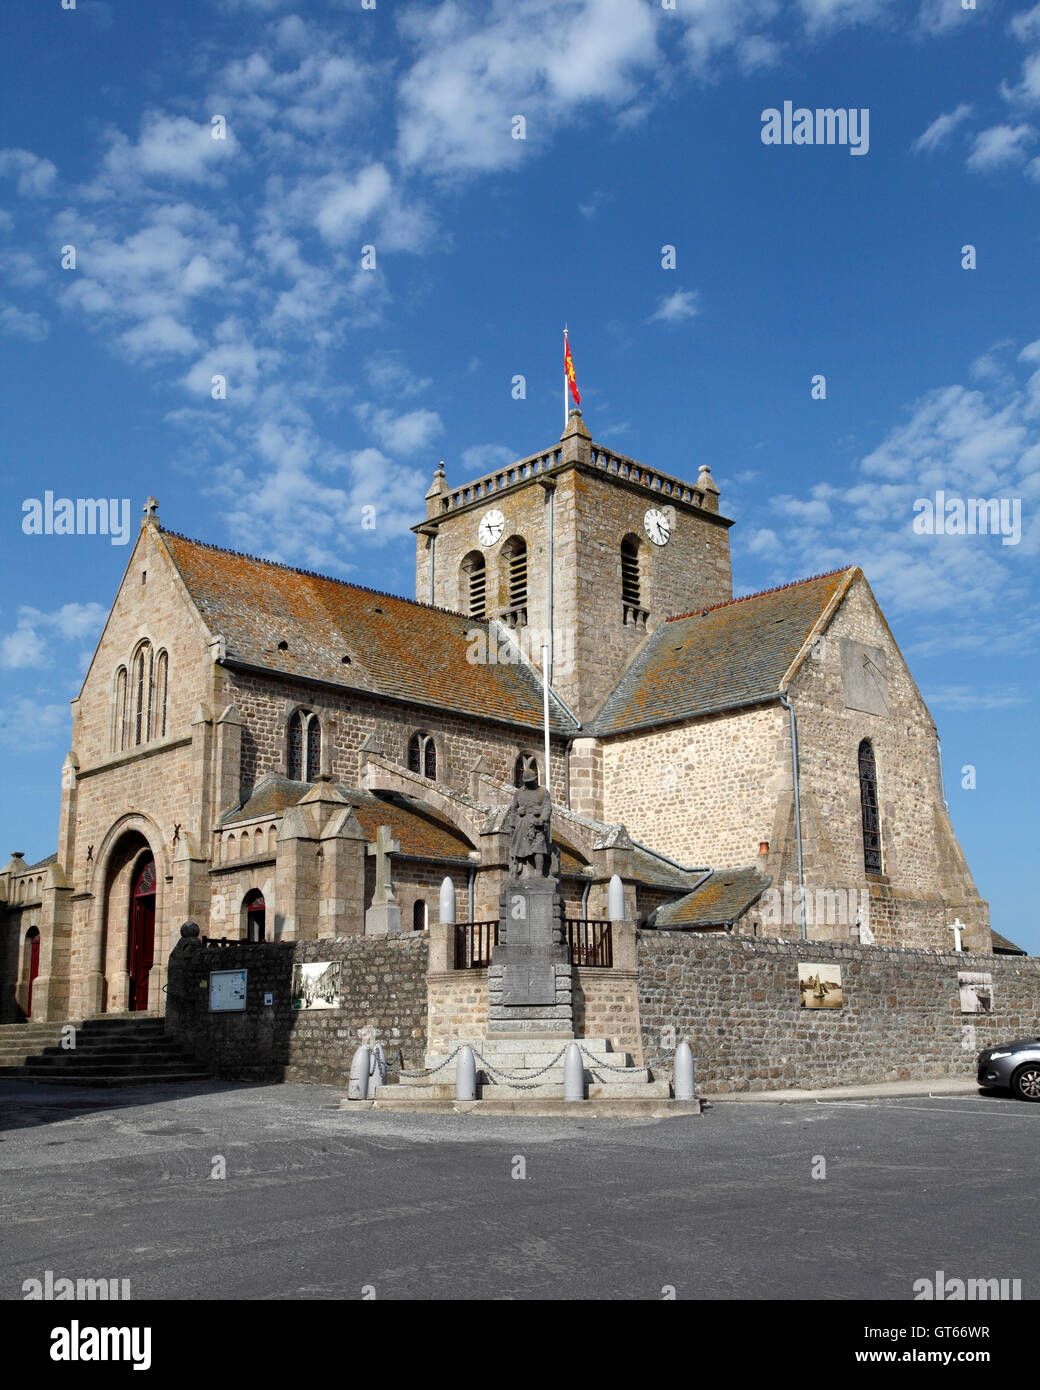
top-left (563, 325), bottom-right (568, 429)
top-left (542, 642), bottom-right (551, 800)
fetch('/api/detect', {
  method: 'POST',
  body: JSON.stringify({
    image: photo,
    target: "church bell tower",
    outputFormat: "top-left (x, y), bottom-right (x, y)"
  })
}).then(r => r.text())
top-left (413, 409), bottom-right (734, 722)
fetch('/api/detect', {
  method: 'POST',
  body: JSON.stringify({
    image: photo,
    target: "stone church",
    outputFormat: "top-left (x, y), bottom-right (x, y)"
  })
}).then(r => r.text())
top-left (0, 408), bottom-right (991, 1030)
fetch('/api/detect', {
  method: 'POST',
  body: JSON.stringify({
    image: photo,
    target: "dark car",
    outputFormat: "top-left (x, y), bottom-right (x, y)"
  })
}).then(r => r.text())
top-left (977, 1038), bottom-right (1040, 1101)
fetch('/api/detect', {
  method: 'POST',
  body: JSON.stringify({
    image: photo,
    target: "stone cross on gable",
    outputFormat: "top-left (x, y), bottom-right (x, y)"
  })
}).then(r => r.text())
top-left (143, 497), bottom-right (159, 517)
top-left (367, 825), bottom-right (400, 905)
top-left (949, 918), bottom-right (966, 952)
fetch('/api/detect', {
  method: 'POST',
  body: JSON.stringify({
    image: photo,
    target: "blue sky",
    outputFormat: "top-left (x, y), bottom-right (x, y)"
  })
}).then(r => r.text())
top-left (0, 0), bottom-right (1037, 948)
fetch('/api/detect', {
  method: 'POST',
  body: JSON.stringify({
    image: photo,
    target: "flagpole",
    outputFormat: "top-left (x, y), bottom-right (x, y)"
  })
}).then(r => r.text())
top-left (563, 325), bottom-right (568, 429)
top-left (542, 642), bottom-right (551, 804)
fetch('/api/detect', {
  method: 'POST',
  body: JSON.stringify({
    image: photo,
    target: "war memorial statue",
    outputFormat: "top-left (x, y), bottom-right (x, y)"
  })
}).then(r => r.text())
top-left (488, 757), bottom-right (574, 1037)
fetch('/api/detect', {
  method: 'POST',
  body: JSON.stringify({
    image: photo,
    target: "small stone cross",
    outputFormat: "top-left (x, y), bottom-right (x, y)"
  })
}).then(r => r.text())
top-left (949, 918), bottom-right (966, 952)
top-left (367, 825), bottom-right (400, 905)
top-left (143, 497), bottom-right (159, 518)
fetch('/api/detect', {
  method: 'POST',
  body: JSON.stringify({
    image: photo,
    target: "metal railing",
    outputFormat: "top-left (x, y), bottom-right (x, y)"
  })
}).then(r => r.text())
top-left (453, 919), bottom-right (614, 969)
top-left (565, 919), bottom-right (613, 968)
top-left (454, 920), bottom-right (500, 969)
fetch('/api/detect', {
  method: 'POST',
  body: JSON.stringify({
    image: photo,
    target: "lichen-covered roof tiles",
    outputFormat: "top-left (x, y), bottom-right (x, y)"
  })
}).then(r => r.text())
top-left (161, 531), bottom-right (575, 733)
top-left (223, 778), bottom-right (475, 863)
top-left (589, 569), bottom-right (853, 735)
top-left (649, 867), bottom-right (771, 928)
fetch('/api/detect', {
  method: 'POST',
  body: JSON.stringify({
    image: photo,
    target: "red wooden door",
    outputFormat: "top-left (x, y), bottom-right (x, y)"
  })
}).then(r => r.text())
top-left (128, 858), bottom-right (156, 1011)
top-left (27, 931), bottom-right (40, 1018)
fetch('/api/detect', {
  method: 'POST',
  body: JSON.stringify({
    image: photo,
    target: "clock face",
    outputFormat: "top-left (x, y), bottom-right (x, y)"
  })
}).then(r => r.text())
top-left (478, 508), bottom-right (506, 547)
top-left (644, 507), bottom-right (671, 546)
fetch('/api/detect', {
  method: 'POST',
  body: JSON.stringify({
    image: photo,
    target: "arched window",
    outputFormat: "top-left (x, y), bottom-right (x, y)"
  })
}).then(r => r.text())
top-left (412, 899), bottom-right (427, 932)
top-left (243, 889), bottom-right (266, 943)
top-left (408, 732), bottom-right (437, 780)
top-left (131, 642), bottom-right (153, 746)
top-left (460, 550), bottom-right (487, 619)
top-left (155, 651), bottom-right (168, 738)
top-left (621, 535), bottom-right (647, 626)
top-left (501, 537), bottom-right (528, 626)
top-left (113, 666), bottom-right (128, 752)
top-left (288, 710), bottom-right (321, 781)
top-left (858, 740), bottom-right (882, 873)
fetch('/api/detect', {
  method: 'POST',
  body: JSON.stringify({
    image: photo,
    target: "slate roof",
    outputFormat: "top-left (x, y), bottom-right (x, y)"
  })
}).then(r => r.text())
top-left (991, 931), bottom-right (1028, 956)
top-left (648, 867), bottom-right (771, 928)
top-left (161, 531), bottom-right (575, 733)
top-left (589, 570), bottom-right (854, 735)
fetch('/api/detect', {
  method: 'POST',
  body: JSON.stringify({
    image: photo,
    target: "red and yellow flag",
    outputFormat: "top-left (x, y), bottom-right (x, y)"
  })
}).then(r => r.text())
top-left (564, 334), bottom-right (580, 406)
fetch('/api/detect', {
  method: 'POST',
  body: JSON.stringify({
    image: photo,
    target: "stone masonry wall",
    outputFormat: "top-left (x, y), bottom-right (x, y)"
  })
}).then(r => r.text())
top-left (602, 703), bottom-right (786, 864)
top-left (166, 934), bottom-right (428, 1083)
top-left (639, 931), bottom-right (1040, 1095)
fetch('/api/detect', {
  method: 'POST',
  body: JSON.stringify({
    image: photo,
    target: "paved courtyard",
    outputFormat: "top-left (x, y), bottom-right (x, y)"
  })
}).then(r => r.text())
top-left (1, 1078), bottom-right (1036, 1301)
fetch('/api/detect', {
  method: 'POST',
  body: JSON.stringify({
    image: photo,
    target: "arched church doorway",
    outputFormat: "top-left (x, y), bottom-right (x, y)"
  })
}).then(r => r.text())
top-left (127, 856), bottom-right (156, 1011)
top-left (24, 928), bottom-right (40, 1018)
top-left (243, 889), bottom-right (266, 942)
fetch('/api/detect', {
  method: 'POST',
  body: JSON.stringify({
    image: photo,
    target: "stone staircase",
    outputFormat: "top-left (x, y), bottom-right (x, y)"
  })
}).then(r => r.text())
top-left (0, 1017), bottom-right (210, 1087)
top-left (366, 1037), bottom-right (695, 1114)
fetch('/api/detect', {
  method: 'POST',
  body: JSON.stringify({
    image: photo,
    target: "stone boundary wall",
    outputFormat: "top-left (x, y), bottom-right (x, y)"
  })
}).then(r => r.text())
top-left (638, 932), bottom-right (1040, 1095)
top-left (166, 934), bottom-right (427, 1084)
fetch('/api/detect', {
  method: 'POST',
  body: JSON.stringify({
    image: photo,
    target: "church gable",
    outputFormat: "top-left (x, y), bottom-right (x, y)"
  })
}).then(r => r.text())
top-left (72, 519), bottom-right (215, 771)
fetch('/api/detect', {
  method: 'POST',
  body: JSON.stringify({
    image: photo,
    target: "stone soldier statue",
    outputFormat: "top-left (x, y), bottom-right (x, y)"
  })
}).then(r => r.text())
top-left (506, 755), bottom-right (552, 879)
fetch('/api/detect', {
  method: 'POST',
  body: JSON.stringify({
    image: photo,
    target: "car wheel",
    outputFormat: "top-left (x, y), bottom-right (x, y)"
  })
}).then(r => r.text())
top-left (1009, 1064), bottom-right (1040, 1102)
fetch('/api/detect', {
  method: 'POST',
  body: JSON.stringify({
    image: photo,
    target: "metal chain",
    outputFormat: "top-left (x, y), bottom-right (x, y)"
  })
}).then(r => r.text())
top-left (393, 1047), bottom-right (463, 1079)
top-left (472, 1046), bottom-right (567, 1081)
top-left (577, 1044), bottom-right (651, 1074)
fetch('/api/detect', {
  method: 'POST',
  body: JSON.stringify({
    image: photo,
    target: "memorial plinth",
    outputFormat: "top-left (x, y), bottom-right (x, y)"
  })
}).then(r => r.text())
top-left (487, 876), bottom-right (574, 1037)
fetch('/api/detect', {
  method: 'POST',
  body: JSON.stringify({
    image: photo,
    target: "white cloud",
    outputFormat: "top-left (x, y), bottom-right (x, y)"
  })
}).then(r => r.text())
top-left (1010, 3), bottom-right (1040, 45)
top-left (0, 302), bottom-right (49, 342)
top-left (98, 114), bottom-right (240, 189)
top-left (1001, 51), bottom-right (1040, 108)
top-left (0, 697), bottom-right (69, 752)
top-left (910, 103), bottom-right (973, 154)
top-left (925, 685), bottom-right (1029, 711)
top-left (313, 165), bottom-right (392, 244)
top-left (356, 404), bottom-right (445, 455)
top-left (396, 0), bottom-right (659, 175)
top-left (0, 149), bottom-right (57, 198)
top-left (797, 0), bottom-right (892, 33)
top-left (649, 289), bottom-right (700, 324)
top-left (966, 123), bottom-right (1036, 171)
top-left (0, 604), bottom-right (107, 670)
top-left (917, 0), bottom-right (972, 36)
top-left (364, 352), bottom-right (432, 399)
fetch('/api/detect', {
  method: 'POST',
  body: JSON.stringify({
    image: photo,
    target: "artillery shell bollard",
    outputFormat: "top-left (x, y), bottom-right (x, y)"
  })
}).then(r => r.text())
top-left (371, 1043), bottom-right (387, 1092)
top-left (456, 1045), bottom-right (477, 1101)
top-left (673, 1040), bottom-right (696, 1101)
top-left (348, 1045), bottom-right (371, 1101)
top-left (563, 1042), bottom-right (585, 1101)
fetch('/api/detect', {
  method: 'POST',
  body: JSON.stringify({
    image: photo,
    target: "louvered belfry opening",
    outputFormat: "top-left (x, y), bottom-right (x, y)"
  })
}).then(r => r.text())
top-left (502, 537), bottom-right (528, 627)
top-left (621, 535), bottom-right (648, 627)
top-left (858, 739), bottom-right (882, 873)
top-left (461, 551), bottom-right (486, 618)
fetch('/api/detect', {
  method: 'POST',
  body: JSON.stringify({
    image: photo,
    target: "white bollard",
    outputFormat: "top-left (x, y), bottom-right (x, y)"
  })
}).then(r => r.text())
top-left (456, 1044), bottom-right (477, 1100)
top-left (673, 1040), bottom-right (696, 1100)
top-left (439, 875), bottom-right (456, 925)
top-left (370, 1043), bottom-right (387, 1093)
top-left (348, 1044), bottom-right (371, 1101)
top-left (607, 873), bottom-right (625, 922)
top-left (564, 1042), bottom-right (585, 1101)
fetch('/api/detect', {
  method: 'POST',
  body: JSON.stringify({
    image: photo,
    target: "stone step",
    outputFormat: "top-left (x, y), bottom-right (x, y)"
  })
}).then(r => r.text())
top-left (393, 1066), bottom-right (653, 1090)
top-left (0, 1069), bottom-right (211, 1088)
top-left (366, 1097), bottom-right (701, 1117)
top-left (30, 1044), bottom-right (189, 1060)
top-left (474, 1037), bottom-right (615, 1053)
top-left (481, 1079), bottom-right (671, 1100)
top-left (366, 1078), bottom-right (673, 1104)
